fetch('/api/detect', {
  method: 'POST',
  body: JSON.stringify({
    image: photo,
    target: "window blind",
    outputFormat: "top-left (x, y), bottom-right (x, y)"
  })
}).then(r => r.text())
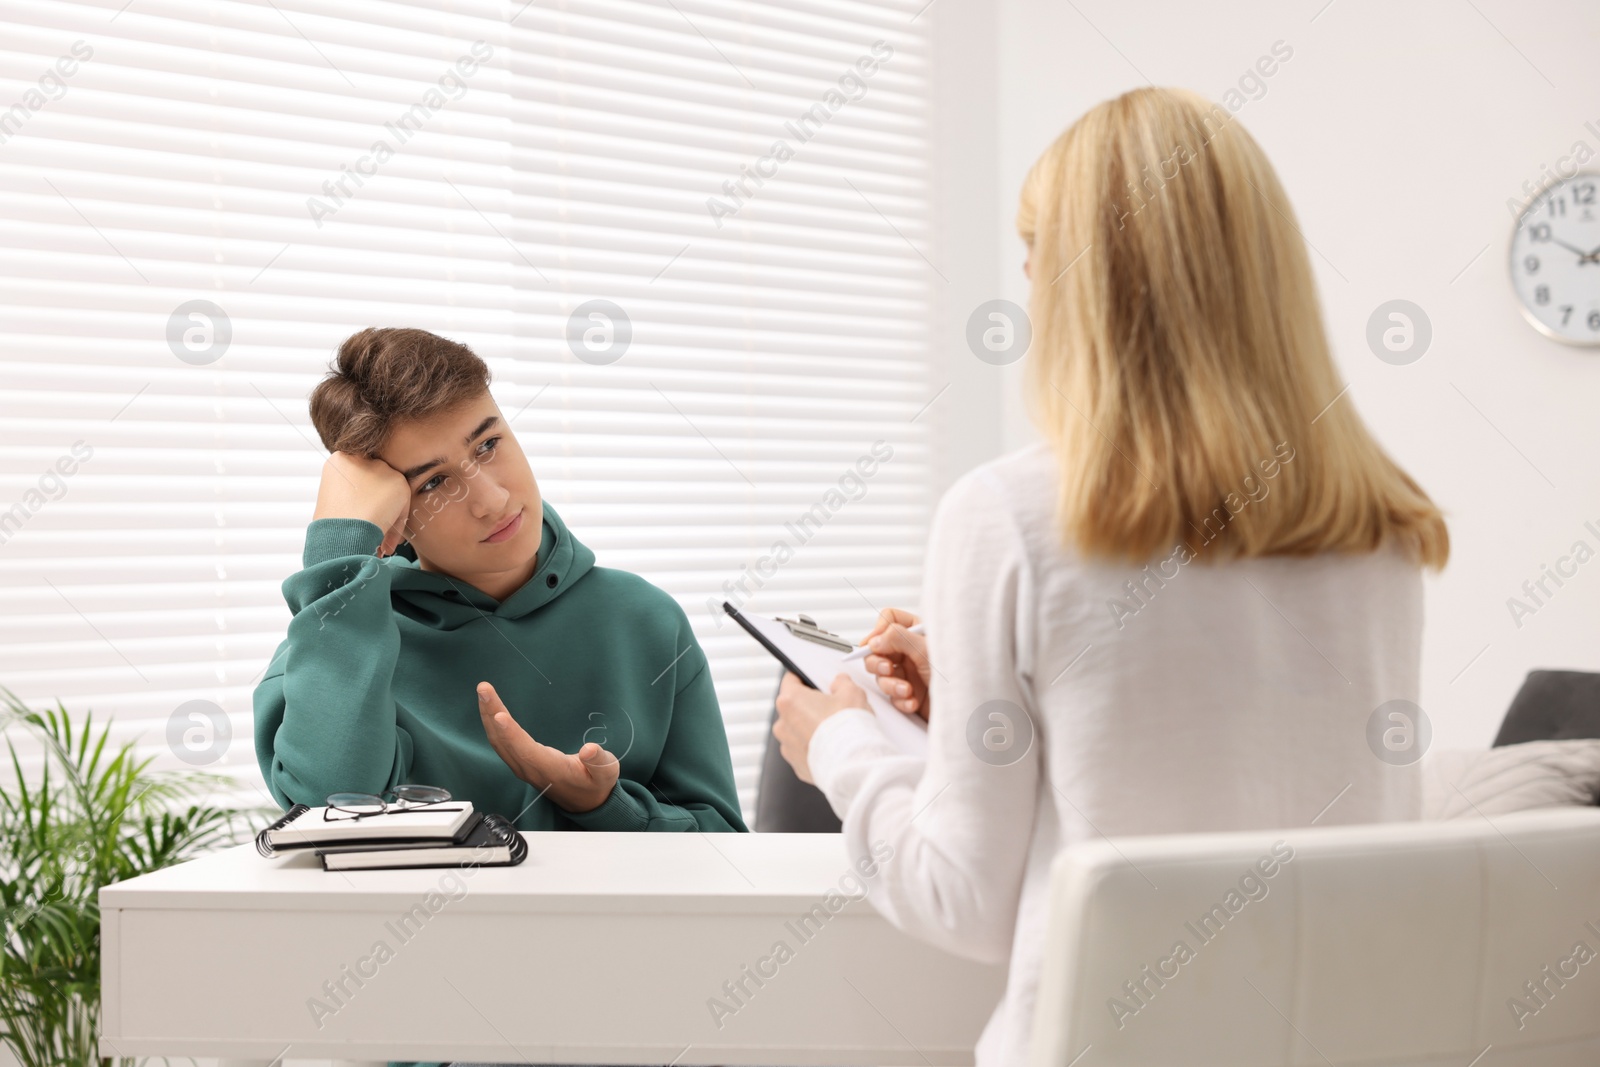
top-left (0, 0), bottom-right (934, 823)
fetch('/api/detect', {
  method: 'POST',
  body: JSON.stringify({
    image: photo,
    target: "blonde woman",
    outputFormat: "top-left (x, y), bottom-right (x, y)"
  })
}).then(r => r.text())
top-left (772, 87), bottom-right (1448, 1066)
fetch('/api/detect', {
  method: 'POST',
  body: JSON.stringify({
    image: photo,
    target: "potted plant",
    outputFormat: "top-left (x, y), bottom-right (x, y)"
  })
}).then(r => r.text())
top-left (0, 686), bottom-right (274, 1067)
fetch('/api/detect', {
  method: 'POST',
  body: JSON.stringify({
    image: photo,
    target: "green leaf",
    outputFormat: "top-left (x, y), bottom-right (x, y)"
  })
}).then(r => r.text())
top-left (0, 684), bottom-right (277, 1067)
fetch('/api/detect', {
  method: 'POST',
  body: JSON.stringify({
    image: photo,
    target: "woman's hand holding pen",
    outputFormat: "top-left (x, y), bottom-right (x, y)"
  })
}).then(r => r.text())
top-left (475, 681), bottom-right (620, 813)
top-left (313, 451), bottom-right (412, 558)
top-left (772, 606), bottom-right (931, 785)
top-left (860, 607), bottom-right (931, 723)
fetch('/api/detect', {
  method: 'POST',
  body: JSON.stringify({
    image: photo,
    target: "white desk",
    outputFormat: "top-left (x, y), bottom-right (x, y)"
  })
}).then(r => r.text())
top-left (98, 832), bottom-right (1006, 1065)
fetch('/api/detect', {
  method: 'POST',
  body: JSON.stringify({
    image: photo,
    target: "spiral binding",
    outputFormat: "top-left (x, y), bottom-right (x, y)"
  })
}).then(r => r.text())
top-left (482, 813), bottom-right (529, 865)
top-left (256, 803), bottom-right (310, 857)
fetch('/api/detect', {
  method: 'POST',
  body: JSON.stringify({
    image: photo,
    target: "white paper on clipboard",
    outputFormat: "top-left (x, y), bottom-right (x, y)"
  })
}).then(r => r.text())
top-left (733, 608), bottom-right (929, 757)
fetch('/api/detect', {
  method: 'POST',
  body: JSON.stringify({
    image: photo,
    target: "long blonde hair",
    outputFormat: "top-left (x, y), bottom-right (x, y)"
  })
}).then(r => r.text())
top-left (1017, 87), bottom-right (1448, 568)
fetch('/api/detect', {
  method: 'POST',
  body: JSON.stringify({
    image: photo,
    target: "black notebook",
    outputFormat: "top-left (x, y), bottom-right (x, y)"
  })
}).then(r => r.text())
top-left (317, 809), bottom-right (527, 871)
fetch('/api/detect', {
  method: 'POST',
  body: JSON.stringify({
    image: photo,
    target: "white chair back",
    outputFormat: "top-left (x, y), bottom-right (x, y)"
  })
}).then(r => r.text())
top-left (1029, 807), bottom-right (1600, 1067)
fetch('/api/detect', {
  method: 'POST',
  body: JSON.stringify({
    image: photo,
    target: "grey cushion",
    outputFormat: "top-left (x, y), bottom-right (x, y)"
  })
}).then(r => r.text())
top-left (1493, 669), bottom-right (1600, 745)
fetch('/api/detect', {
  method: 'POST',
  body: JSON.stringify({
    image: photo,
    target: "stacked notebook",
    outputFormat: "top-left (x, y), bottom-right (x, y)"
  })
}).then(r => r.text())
top-left (255, 801), bottom-right (527, 871)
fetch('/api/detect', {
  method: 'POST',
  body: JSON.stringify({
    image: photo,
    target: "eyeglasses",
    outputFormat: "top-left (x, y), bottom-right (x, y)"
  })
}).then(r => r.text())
top-left (323, 783), bottom-right (464, 822)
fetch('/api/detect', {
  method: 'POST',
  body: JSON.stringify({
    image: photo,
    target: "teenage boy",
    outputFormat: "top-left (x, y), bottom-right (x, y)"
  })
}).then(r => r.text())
top-left (253, 326), bottom-right (747, 835)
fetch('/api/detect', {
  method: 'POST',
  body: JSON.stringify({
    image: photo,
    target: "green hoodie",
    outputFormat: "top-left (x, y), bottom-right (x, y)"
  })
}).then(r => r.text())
top-left (252, 498), bottom-right (748, 835)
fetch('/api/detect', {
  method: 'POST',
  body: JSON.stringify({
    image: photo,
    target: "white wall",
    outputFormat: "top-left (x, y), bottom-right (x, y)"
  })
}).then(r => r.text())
top-left (925, 0), bottom-right (1003, 500)
top-left (933, 0), bottom-right (1600, 750)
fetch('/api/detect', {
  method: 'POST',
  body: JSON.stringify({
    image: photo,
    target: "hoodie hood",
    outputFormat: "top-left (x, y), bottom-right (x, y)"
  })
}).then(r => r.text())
top-left (383, 498), bottom-right (595, 628)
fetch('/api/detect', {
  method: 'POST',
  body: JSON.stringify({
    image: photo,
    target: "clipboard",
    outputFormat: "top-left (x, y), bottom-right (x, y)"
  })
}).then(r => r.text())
top-left (723, 601), bottom-right (928, 756)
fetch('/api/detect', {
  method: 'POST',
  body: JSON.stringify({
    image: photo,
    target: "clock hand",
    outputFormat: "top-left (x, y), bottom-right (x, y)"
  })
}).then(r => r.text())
top-left (1550, 238), bottom-right (1593, 263)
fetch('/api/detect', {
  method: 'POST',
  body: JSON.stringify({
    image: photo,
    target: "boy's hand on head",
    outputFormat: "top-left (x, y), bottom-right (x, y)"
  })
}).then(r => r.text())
top-left (313, 451), bottom-right (413, 557)
top-left (475, 681), bottom-right (620, 814)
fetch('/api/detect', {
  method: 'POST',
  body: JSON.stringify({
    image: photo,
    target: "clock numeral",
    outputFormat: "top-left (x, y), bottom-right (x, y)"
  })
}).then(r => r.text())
top-left (1535, 285), bottom-right (1549, 305)
top-left (1590, 311), bottom-right (1600, 332)
top-left (1574, 182), bottom-right (1596, 206)
top-left (1530, 223), bottom-right (1552, 242)
top-left (1547, 196), bottom-right (1567, 217)
top-left (1524, 255), bottom-right (1540, 274)
top-left (1560, 306), bottom-right (1573, 326)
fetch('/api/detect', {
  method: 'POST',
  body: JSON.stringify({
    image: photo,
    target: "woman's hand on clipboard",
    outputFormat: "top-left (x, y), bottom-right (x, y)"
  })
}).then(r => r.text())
top-left (773, 606), bottom-right (929, 783)
top-left (773, 671), bottom-right (871, 785)
top-left (860, 608), bottom-right (931, 724)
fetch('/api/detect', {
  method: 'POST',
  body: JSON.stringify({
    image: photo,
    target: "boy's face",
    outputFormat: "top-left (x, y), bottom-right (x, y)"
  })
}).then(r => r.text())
top-left (377, 391), bottom-right (542, 587)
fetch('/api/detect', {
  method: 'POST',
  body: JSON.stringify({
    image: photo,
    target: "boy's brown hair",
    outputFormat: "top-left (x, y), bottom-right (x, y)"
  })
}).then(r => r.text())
top-left (309, 327), bottom-right (491, 458)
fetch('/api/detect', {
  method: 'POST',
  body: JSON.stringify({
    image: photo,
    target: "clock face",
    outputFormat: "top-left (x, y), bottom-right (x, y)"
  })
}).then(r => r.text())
top-left (1509, 172), bottom-right (1600, 345)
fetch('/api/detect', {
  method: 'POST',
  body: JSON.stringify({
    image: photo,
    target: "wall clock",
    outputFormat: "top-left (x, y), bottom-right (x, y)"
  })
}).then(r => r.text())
top-left (1509, 171), bottom-right (1600, 345)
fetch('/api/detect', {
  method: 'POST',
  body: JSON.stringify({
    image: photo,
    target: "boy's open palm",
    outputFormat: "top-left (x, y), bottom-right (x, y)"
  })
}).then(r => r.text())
top-left (476, 681), bottom-right (619, 814)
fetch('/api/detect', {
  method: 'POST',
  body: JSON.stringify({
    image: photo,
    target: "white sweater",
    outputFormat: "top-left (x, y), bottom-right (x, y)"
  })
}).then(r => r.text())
top-left (806, 440), bottom-right (1424, 1067)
